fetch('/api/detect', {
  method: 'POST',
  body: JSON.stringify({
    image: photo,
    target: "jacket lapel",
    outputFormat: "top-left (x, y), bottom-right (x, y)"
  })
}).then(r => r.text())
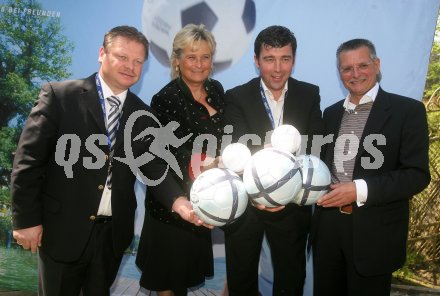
top-left (283, 79), bottom-right (301, 127)
top-left (80, 75), bottom-right (107, 135)
top-left (113, 92), bottom-right (137, 153)
top-left (328, 103), bottom-right (345, 137)
top-left (250, 80), bottom-right (274, 131)
top-left (324, 102), bottom-right (345, 167)
top-left (355, 87), bottom-right (391, 162)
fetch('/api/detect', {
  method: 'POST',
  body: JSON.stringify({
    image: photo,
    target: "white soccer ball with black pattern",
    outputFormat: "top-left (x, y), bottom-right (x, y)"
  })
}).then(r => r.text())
top-left (221, 143), bottom-right (252, 173)
top-left (242, 148), bottom-right (302, 207)
top-left (142, 0), bottom-right (256, 72)
top-left (271, 124), bottom-right (302, 154)
top-left (291, 154), bottom-right (331, 206)
top-left (190, 168), bottom-right (248, 226)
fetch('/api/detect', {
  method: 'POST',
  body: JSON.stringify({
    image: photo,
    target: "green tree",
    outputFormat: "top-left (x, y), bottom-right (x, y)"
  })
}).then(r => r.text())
top-left (0, 0), bottom-right (73, 187)
top-left (423, 16), bottom-right (440, 101)
top-left (423, 14), bottom-right (440, 139)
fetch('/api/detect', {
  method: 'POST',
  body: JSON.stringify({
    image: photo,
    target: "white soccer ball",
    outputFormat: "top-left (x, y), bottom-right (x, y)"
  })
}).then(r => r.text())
top-left (190, 168), bottom-right (248, 226)
top-left (271, 124), bottom-right (302, 154)
top-left (142, 0), bottom-right (256, 72)
top-left (221, 143), bottom-right (251, 173)
top-left (291, 154), bottom-right (331, 206)
top-left (242, 148), bottom-right (302, 207)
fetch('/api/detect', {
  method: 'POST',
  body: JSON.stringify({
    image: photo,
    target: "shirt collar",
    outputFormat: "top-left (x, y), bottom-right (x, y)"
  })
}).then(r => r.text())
top-left (260, 79), bottom-right (288, 102)
top-left (343, 82), bottom-right (379, 111)
top-left (98, 73), bottom-right (128, 105)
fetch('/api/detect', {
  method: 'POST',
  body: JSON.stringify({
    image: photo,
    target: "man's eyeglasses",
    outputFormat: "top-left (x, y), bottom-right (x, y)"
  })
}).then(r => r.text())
top-left (339, 62), bottom-right (372, 76)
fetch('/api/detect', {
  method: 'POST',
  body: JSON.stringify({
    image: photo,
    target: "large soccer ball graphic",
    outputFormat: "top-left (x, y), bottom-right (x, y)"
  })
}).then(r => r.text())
top-left (291, 154), bottom-right (331, 206)
top-left (142, 0), bottom-right (256, 72)
top-left (242, 148), bottom-right (302, 207)
top-left (190, 168), bottom-right (248, 226)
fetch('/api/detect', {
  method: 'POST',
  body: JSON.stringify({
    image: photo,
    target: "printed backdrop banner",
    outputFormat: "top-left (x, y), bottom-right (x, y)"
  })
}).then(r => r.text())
top-left (12, 0), bottom-right (436, 241)
top-left (2, 0), bottom-right (437, 109)
top-left (1, 0), bottom-right (439, 294)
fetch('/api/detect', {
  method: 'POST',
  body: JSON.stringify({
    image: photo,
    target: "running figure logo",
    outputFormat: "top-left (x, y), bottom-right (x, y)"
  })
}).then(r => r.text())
top-left (115, 110), bottom-right (192, 186)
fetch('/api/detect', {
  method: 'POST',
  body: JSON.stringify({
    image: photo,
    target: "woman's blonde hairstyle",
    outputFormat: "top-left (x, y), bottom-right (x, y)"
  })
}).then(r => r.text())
top-left (170, 23), bottom-right (216, 79)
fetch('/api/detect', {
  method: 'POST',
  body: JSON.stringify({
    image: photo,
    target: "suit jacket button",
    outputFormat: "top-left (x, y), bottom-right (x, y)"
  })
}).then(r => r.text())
top-left (90, 215), bottom-right (96, 221)
top-left (98, 185), bottom-right (104, 190)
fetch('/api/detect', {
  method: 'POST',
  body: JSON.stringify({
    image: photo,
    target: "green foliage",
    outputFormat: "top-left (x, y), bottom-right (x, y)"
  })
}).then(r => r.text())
top-left (0, 209), bottom-right (12, 242)
top-left (0, 127), bottom-right (18, 186)
top-left (0, 0), bottom-right (74, 188)
top-left (0, 187), bottom-right (12, 246)
top-left (1, 72), bottom-right (37, 127)
top-left (0, 0), bottom-right (74, 127)
top-left (0, 186), bottom-right (11, 205)
top-left (394, 250), bottom-right (426, 279)
top-left (427, 109), bottom-right (440, 137)
top-left (424, 43), bottom-right (440, 100)
top-left (423, 17), bottom-right (440, 100)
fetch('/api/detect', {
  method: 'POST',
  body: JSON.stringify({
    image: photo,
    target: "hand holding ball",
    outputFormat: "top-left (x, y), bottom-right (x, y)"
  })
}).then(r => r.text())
top-left (291, 154), bottom-right (331, 205)
top-left (190, 168), bottom-right (248, 226)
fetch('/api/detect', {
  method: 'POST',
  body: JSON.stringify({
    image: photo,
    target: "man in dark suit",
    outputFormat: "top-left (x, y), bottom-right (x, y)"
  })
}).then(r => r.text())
top-left (312, 38), bottom-right (431, 296)
top-left (223, 25), bottom-right (323, 296)
top-left (11, 25), bottom-right (206, 296)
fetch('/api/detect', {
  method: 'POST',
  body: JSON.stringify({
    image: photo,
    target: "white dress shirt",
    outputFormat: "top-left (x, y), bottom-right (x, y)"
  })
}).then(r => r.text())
top-left (97, 74), bottom-right (128, 216)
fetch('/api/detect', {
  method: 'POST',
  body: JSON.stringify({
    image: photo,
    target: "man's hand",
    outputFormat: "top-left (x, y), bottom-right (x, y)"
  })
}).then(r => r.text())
top-left (172, 196), bottom-right (214, 229)
top-left (13, 225), bottom-right (43, 253)
top-left (317, 182), bottom-right (357, 207)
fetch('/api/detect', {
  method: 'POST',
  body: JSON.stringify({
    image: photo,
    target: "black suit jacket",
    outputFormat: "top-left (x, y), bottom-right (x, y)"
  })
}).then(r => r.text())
top-left (315, 87), bottom-right (430, 275)
top-left (11, 74), bottom-right (183, 262)
top-left (224, 77), bottom-right (323, 153)
top-left (224, 77), bottom-right (323, 222)
top-left (222, 76), bottom-right (323, 294)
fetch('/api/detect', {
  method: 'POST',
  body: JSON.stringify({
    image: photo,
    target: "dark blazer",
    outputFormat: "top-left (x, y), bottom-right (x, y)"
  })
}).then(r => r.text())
top-left (223, 76), bottom-right (323, 294)
top-left (224, 77), bottom-right (323, 153)
top-left (315, 87), bottom-right (430, 275)
top-left (11, 74), bottom-right (183, 262)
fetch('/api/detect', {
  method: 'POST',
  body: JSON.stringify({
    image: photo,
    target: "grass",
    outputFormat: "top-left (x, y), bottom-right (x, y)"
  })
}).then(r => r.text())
top-left (0, 246), bottom-right (38, 293)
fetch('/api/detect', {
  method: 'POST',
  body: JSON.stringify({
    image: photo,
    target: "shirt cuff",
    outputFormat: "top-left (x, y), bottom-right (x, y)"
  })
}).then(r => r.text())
top-left (353, 179), bottom-right (368, 207)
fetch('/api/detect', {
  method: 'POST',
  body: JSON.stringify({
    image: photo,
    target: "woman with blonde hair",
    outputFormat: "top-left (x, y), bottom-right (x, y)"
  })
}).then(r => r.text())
top-left (136, 24), bottom-right (225, 296)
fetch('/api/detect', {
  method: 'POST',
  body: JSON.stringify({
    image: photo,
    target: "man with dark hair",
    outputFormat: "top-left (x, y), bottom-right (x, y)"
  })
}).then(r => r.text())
top-left (223, 25), bottom-right (323, 295)
top-left (312, 38), bottom-right (430, 296)
top-left (11, 25), bottom-right (205, 295)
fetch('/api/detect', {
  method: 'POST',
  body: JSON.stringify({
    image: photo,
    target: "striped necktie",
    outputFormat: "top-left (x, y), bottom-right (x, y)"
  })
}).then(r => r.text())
top-left (106, 95), bottom-right (121, 189)
top-left (107, 96), bottom-right (121, 149)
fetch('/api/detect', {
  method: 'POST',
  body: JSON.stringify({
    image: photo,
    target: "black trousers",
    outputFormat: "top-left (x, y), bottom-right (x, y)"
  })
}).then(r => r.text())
top-left (38, 221), bottom-right (122, 296)
top-left (313, 208), bottom-right (392, 296)
top-left (223, 204), bottom-right (311, 296)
